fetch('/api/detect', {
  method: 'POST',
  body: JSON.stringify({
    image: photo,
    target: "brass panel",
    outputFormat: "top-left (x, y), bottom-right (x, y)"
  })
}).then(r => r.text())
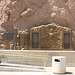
top-left (40, 25), bottom-right (62, 49)
top-left (32, 33), bottom-right (39, 48)
top-left (64, 33), bottom-right (70, 49)
top-left (18, 33), bottom-right (29, 50)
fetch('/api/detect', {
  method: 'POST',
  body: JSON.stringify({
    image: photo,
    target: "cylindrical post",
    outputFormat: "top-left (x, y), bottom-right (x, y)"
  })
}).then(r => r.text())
top-left (44, 57), bottom-right (46, 71)
top-left (3, 41), bottom-right (5, 50)
top-left (21, 56), bottom-right (23, 69)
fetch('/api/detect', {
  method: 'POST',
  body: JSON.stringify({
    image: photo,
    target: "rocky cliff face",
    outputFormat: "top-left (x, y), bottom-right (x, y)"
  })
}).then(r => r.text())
top-left (0, 0), bottom-right (75, 34)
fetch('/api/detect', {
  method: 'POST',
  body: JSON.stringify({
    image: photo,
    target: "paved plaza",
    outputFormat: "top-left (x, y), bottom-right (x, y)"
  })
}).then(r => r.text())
top-left (0, 63), bottom-right (74, 75)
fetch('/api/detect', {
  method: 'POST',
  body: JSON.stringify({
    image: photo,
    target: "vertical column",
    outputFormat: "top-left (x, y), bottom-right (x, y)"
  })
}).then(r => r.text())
top-left (3, 41), bottom-right (5, 50)
top-left (14, 34), bottom-right (16, 50)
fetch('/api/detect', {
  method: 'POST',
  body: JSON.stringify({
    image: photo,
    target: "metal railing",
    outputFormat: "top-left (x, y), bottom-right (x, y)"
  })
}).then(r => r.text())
top-left (0, 52), bottom-right (47, 71)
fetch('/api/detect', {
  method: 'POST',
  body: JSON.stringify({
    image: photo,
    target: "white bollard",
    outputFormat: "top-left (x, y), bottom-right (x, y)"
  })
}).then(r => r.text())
top-left (52, 56), bottom-right (66, 74)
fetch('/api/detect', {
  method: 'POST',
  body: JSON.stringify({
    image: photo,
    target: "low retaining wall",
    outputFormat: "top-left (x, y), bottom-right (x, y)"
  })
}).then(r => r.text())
top-left (0, 50), bottom-right (75, 67)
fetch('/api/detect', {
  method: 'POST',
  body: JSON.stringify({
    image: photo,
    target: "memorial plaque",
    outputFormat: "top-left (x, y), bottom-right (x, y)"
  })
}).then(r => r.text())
top-left (30, 24), bottom-right (72, 50)
top-left (18, 34), bottom-right (27, 49)
top-left (3, 33), bottom-right (16, 50)
top-left (3, 33), bottom-right (15, 41)
top-left (32, 33), bottom-right (39, 48)
top-left (64, 33), bottom-right (70, 49)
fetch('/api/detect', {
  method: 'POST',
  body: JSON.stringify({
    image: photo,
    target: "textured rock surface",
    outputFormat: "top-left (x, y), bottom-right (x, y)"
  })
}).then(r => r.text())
top-left (0, 0), bottom-right (75, 34)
